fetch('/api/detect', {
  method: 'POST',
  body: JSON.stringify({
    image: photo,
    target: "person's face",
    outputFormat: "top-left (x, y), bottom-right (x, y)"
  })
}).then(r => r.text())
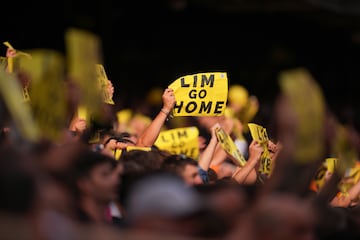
top-left (84, 162), bottom-right (119, 203)
top-left (181, 164), bottom-right (203, 186)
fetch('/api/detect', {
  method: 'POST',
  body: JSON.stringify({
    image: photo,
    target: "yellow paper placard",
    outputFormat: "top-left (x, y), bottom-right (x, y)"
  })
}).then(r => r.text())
top-left (3, 41), bottom-right (32, 73)
top-left (3, 42), bottom-right (32, 102)
top-left (248, 123), bottom-right (272, 174)
top-left (279, 68), bottom-right (326, 163)
top-left (65, 28), bottom-right (103, 117)
top-left (331, 123), bottom-right (358, 175)
top-left (168, 72), bottom-right (228, 116)
top-left (0, 68), bottom-right (39, 141)
top-left (215, 127), bottom-right (247, 167)
top-left (16, 49), bottom-right (67, 141)
top-left (77, 106), bottom-right (88, 121)
top-left (95, 64), bottom-right (114, 105)
top-left (312, 161), bottom-right (328, 192)
top-left (339, 161), bottom-right (360, 195)
top-left (126, 146), bottom-right (152, 152)
top-left (154, 127), bottom-right (199, 159)
top-left (325, 157), bottom-right (338, 174)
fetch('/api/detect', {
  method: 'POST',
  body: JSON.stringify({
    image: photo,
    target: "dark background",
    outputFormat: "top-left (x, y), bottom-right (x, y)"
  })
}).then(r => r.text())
top-left (2, 0), bottom-right (360, 128)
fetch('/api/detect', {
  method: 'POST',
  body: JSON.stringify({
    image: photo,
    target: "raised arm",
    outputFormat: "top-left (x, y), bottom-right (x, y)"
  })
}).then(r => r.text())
top-left (197, 122), bottom-right (220, 171)
top-left (330, 178), bottom-right (360, 208)
top-left (232, 140), bottom-right (263, 185)
top-left (136, 88), bottom-right (175, 147)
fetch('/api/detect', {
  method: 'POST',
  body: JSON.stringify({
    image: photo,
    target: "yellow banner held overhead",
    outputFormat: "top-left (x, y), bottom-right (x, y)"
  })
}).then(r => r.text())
top-left (0, 68), bottom-right (39, 141)
top-left (168, 72), bottom-right (228, 116)
top-left (16, 49), bottom-right (67, 142)
top-left (325, 157), bottom-right (338, 174)
top-left (3, 41), bottom-right (32, 73)
top-left (65, 28), bottom-right (103, 117)
top-left (3, 42), bottom-right (32, 102)
top-left (154, 127), bottom-right (200, 160)
top-left (77, 105), bottom-right (88, 121)
top-left (332, 123), bottom-right (358, 175)
top-left (95, 64), bottom-right (114, 105)
top-left (311, 161), bottom-right (328, 192)
top-left (279, 68), bottom-right (326, 164)
top-left (215, 127), bottom-right (247, 167)
top-left (248, 123), bottom-right (272, 174)
top-left (338, 161), bottom-right (360, 196)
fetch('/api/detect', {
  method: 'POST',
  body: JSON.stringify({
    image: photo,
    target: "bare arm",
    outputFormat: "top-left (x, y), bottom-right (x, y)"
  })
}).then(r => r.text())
top-left (232, 140), bottom-right (263, 185)
top-left (136, 88), bottom-right (175, 147)
top-left (198, 123), bottom-right (220, 171)
top-left (330, 178), bottom-right (360, 208)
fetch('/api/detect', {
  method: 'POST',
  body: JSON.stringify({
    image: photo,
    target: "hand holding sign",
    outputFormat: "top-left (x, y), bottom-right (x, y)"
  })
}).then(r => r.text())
top-left (248, 123), bottom-right (273, 175)
top-left (215, 126), bottom-right (247, 166)
top-left (3, 41), bottom-right (32, 73)
top-left (162, 88), bottom-right (176, 117)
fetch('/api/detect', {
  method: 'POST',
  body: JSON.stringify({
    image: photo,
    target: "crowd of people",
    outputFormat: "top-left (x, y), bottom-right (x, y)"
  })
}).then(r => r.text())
top-left (1, 44), bottom-right (360, 240)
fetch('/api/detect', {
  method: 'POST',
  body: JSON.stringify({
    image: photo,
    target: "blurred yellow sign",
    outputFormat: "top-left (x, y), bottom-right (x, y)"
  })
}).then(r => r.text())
top-left (95, 64), bottom-right (114, 105)
top-left (0, 68), bottom-right (39, 141)
top-left (248, 123), bottom-right (272, 174)
top-left (155, 127), bottom-right (199, 159)
top-left (215, 127), bottom-right (247, 166)
top-left (279, 68), bottom-right (326, 163)
top-left (17, 49), bottom-right (67, 141)
top-left (65, 28), bottom-right (103, 118)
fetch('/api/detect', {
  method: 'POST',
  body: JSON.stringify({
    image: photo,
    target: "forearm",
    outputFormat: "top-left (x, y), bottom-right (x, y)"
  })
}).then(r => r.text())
top-left (209, 145), bottom-right (229, 167)
top-left (232, 158), bottom-right (258, 184)
top-left (198, 137), bottom-right (218, 171)
top-left (135, 109), bottom-right (168, 147)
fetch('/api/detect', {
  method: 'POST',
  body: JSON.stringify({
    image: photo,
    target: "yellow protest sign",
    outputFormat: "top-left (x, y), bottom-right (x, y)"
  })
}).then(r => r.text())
top-left (3, 41), bottom-right (32, 73)
top-left (112, 146), bottom-right (153, 161)
top-left (126, 146), bottom-right (152, 152)
top-left (3, 42), bottom-right (32, 102)
top-left (16, 49), bottom-right (67, 142)
top-left (311, 161), bottom-right (328, 192)
top-left (0, 68), bottom-right (39, 141)
top-left (0, 57), bottom-right (7, 68)
top-left (168, 72), bottom-right (228, 116)
top-left (325, 157), bottom-right (338, 174)
top-left (154, 127), bottom-right (199, 159)
top-left (331, 123), bottom-right (358, 175)
top-left (95, 64), bottom-right (114, 105)
top-left (114, 149), bottom-right (122, 161)
top-left (215, 127), bottom-right (247, 167)
top-left (77, 105), bottom-right (88, 121)
top-left (248, 123), bottom-right (272, 174)
top-left (338, 161), bottom-right (360, 196)
top-left (65, 28), bottom-right (103, 118)
top-left (279, 68), bottom-right (326, 163)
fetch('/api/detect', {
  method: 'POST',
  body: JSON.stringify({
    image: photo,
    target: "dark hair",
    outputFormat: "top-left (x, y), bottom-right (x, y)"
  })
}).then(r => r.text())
top-left (161, 154), bottom-right (198, 176)
top-left (103, 132), bottom-right (136, 146)
top-left (72, 149), bottom-right (117, 179)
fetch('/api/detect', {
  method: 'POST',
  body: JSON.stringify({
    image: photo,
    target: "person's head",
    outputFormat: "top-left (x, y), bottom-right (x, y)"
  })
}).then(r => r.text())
top-left (0, 144), bottom-right (37, 215)
top-left (120, 148), bottom-right (168, 175)
top-left (161, 154), bottom-right (203, 186)
top-left (125, 171), bottom-right (207, 236)
top-left (250, 193), bottom-right (316, 240)
top-left (71, 149), bottom-right (119, 204)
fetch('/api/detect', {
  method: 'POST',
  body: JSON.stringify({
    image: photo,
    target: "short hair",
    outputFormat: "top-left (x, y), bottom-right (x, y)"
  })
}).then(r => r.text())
top-left (72, 149), bottom-right (117, 179)
top-left (161, 154), bottom-right (198, 176)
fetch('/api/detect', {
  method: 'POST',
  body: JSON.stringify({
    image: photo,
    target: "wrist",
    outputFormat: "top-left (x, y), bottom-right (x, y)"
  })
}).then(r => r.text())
top-left (160, 108), bottom-right (170, 115)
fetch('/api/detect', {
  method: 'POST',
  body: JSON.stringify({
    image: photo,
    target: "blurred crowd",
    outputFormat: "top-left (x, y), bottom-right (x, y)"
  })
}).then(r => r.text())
top-left (1, 44), bottom-right (360, 240)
